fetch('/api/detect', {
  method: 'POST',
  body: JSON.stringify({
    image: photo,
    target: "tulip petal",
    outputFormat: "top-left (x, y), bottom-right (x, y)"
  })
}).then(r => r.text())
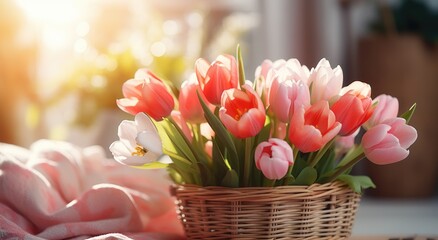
top-left (195, 58), bottom-right (210, 84)
top-left (361, 124), bottom-right (391, 149)
top-left (137, 131), bottom-right (162, 155)
top-left (366, 147), bottom-right (409, 165)
top-left (386, 118), bottom-right (418, 149)
top-left (122, 79), bottom-right (144, 99)
top-left (118, 120), bottom-right (138, 148)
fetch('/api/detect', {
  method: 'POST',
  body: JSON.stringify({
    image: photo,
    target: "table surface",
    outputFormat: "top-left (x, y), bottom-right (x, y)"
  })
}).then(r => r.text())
top-left (350, 237), bottom-right (438, 240)
top-left (351, 196), bottom-right (438, 237)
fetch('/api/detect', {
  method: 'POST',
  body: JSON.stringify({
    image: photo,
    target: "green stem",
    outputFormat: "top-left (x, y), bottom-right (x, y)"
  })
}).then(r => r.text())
top-left (263, 178), bottom-right (276, 187)
top-left (243, 137), bottom-right (252, 187)
top-left (272, 119), bottom-right (278, 138)
top-left (326, 152), bottom-right (366, 182)
top-left (193, 123), bottom-right (206, 156)
top-left (283, 146), bottom-right (298, 186)
top-left (308, 139), bottom-right (335, 168)
top-left (167, 117), bottom-right (203, 185)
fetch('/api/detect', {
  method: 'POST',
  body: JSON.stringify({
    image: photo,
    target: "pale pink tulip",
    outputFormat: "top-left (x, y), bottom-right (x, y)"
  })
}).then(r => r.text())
top-left (195, 54), bottom-right (238, 105)
top-left (254, 59), bottom-right (273, 103)
top-left (289, 101), bottom-right (342, 153)
top-left (116, 69), bottom-right (174, 121)
top-left (362, 118), bottom-right (417, 165)
top-left (170, 111), bottom-right (192, 142)
top-left (255, 59), bottom-right (273, 82)
top-left (178, 74), bottom-right (214, 124)
top-left (255, 138), bottom-right (294, 180)
top-left (204, 140), bottom-right (213, 158)
top-left (200, 122), bottom-right (215, 140)
top-left (364, 94), bottom-right (399, 129)
top-left (219, 84), bottom-right (266, 139)
top-left (255, 59), bottom-right (310, 105)
top-left (269, 78), bottom-right (310, 123)
top-left (308, 58), bottom-right (343, 104)
top-left (331, 93), bottom-right (374, 136)
top-left (339, 81), bottom-right (371, 98)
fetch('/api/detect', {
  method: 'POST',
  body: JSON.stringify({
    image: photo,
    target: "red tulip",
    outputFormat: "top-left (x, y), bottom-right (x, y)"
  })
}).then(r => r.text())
top-left (289, 101), bottom-right (341, 153)
top-left (219, 84), bottom-right (266, 139)
top-left (331, 94), bottom-right (373, 136)
top-left (195, 54), bottom-right (238, 105)
top-left (116, 69), bottom-right (174, 121)
top-left (331, 81), bottom-right (374, 136)
top-left (362, 118), bottom-right (417, 165)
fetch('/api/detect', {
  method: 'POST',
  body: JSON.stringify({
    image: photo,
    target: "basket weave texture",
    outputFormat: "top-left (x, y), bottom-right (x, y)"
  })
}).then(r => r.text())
top-left (172, 181), bottom-right (361, 239)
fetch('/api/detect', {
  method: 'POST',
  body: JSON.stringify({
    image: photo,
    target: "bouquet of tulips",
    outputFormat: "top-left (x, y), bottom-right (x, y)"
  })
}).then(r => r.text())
top-left (109, 47), bottom-right (417, 193)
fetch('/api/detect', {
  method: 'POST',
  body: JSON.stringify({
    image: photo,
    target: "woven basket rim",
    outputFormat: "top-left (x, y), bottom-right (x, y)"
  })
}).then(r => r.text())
top-left (172, 180), bottom-right (350, 191)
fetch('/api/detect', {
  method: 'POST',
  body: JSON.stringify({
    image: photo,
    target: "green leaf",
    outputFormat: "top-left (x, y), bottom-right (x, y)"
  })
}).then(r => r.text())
top-left (236, 45), bottom-right (246, 87)
top-left (137, 162), bottom-right (168, 169)
top-left (155, 120), bottom-right (193, 164)
top-left (159, 120), bottom-right (196, 165)
top-left (198, 162), bottom-right (216, 186)
top-left (163, 150), bottom-right (192, 166)
top-left (315, 148), bottom-right (336, 180)
top-left (221, 169), bottom-right (239, 187)
top-left (292, 166), bottom-right (317, 185)
top-left (197, 91), bottom-right (239, 172)
top-left (338, 145), bottom-right (364, 167)
top-left (211, 138), bottom-right (230, 185)
top-left (284, 174), bottom-right (295, 185)
top-left (400, 103), bottom-right (416, 124)
top-left (337, 175), bottom-right (376, 194)
top-left (291, 153), bottom-right (308, 177)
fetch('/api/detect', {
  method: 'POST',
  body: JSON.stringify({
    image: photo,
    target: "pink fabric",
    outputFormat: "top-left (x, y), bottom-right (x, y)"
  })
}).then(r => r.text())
top-left (0, 140), bottom-right (185, 240)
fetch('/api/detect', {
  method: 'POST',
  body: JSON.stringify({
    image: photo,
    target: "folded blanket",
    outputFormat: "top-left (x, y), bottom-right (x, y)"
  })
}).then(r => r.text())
top-left (0, 140), bottom-right (185, 240)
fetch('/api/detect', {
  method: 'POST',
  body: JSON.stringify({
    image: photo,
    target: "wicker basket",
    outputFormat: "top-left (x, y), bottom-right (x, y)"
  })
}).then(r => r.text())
top-left (172, 181), bottom-right (361, 239)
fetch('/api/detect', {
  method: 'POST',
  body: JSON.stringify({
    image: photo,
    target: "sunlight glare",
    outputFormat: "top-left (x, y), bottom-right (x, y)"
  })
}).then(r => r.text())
top-left (17, 0), bottom-right (78, 24)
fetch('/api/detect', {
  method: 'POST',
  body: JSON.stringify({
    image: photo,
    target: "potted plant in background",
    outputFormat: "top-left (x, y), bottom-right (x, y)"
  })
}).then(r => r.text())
top-left (109, 47), bottom-right (417, 239)
top-left (358, 0), bottom-right (437, 198)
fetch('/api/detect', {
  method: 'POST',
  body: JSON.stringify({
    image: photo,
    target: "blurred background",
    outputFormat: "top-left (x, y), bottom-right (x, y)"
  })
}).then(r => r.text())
top-left (1, 0), bottom-right (437, 235)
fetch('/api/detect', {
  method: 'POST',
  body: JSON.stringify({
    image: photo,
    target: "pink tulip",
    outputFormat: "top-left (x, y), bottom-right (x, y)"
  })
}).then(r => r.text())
top-left (178, 74), bottom-right (214, 124)
top-left (331, 93), bottom-right (374, 136)
top-left (116, 69), bottom-right (174, 121)
top-left (308, 58), bottom-right (343, 104)
top-left (219, 84), bottom-right (266, 139)
top-left (335, 128), bottom-right (360, 155)
top-left (269, 78), bottom-right (310, 123)
top-left (364, 94), bottom-right (399, 129)
top-left (170, 110), bottom-right (192, 142)
top-left (195, 54), bottom-right (238, 105)
top-left (289, 101), bottom-right (342, 153)
top-left (362, 118), bottom-right (417, 165)
top-left (255, 138), bottom-right (294, 180)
